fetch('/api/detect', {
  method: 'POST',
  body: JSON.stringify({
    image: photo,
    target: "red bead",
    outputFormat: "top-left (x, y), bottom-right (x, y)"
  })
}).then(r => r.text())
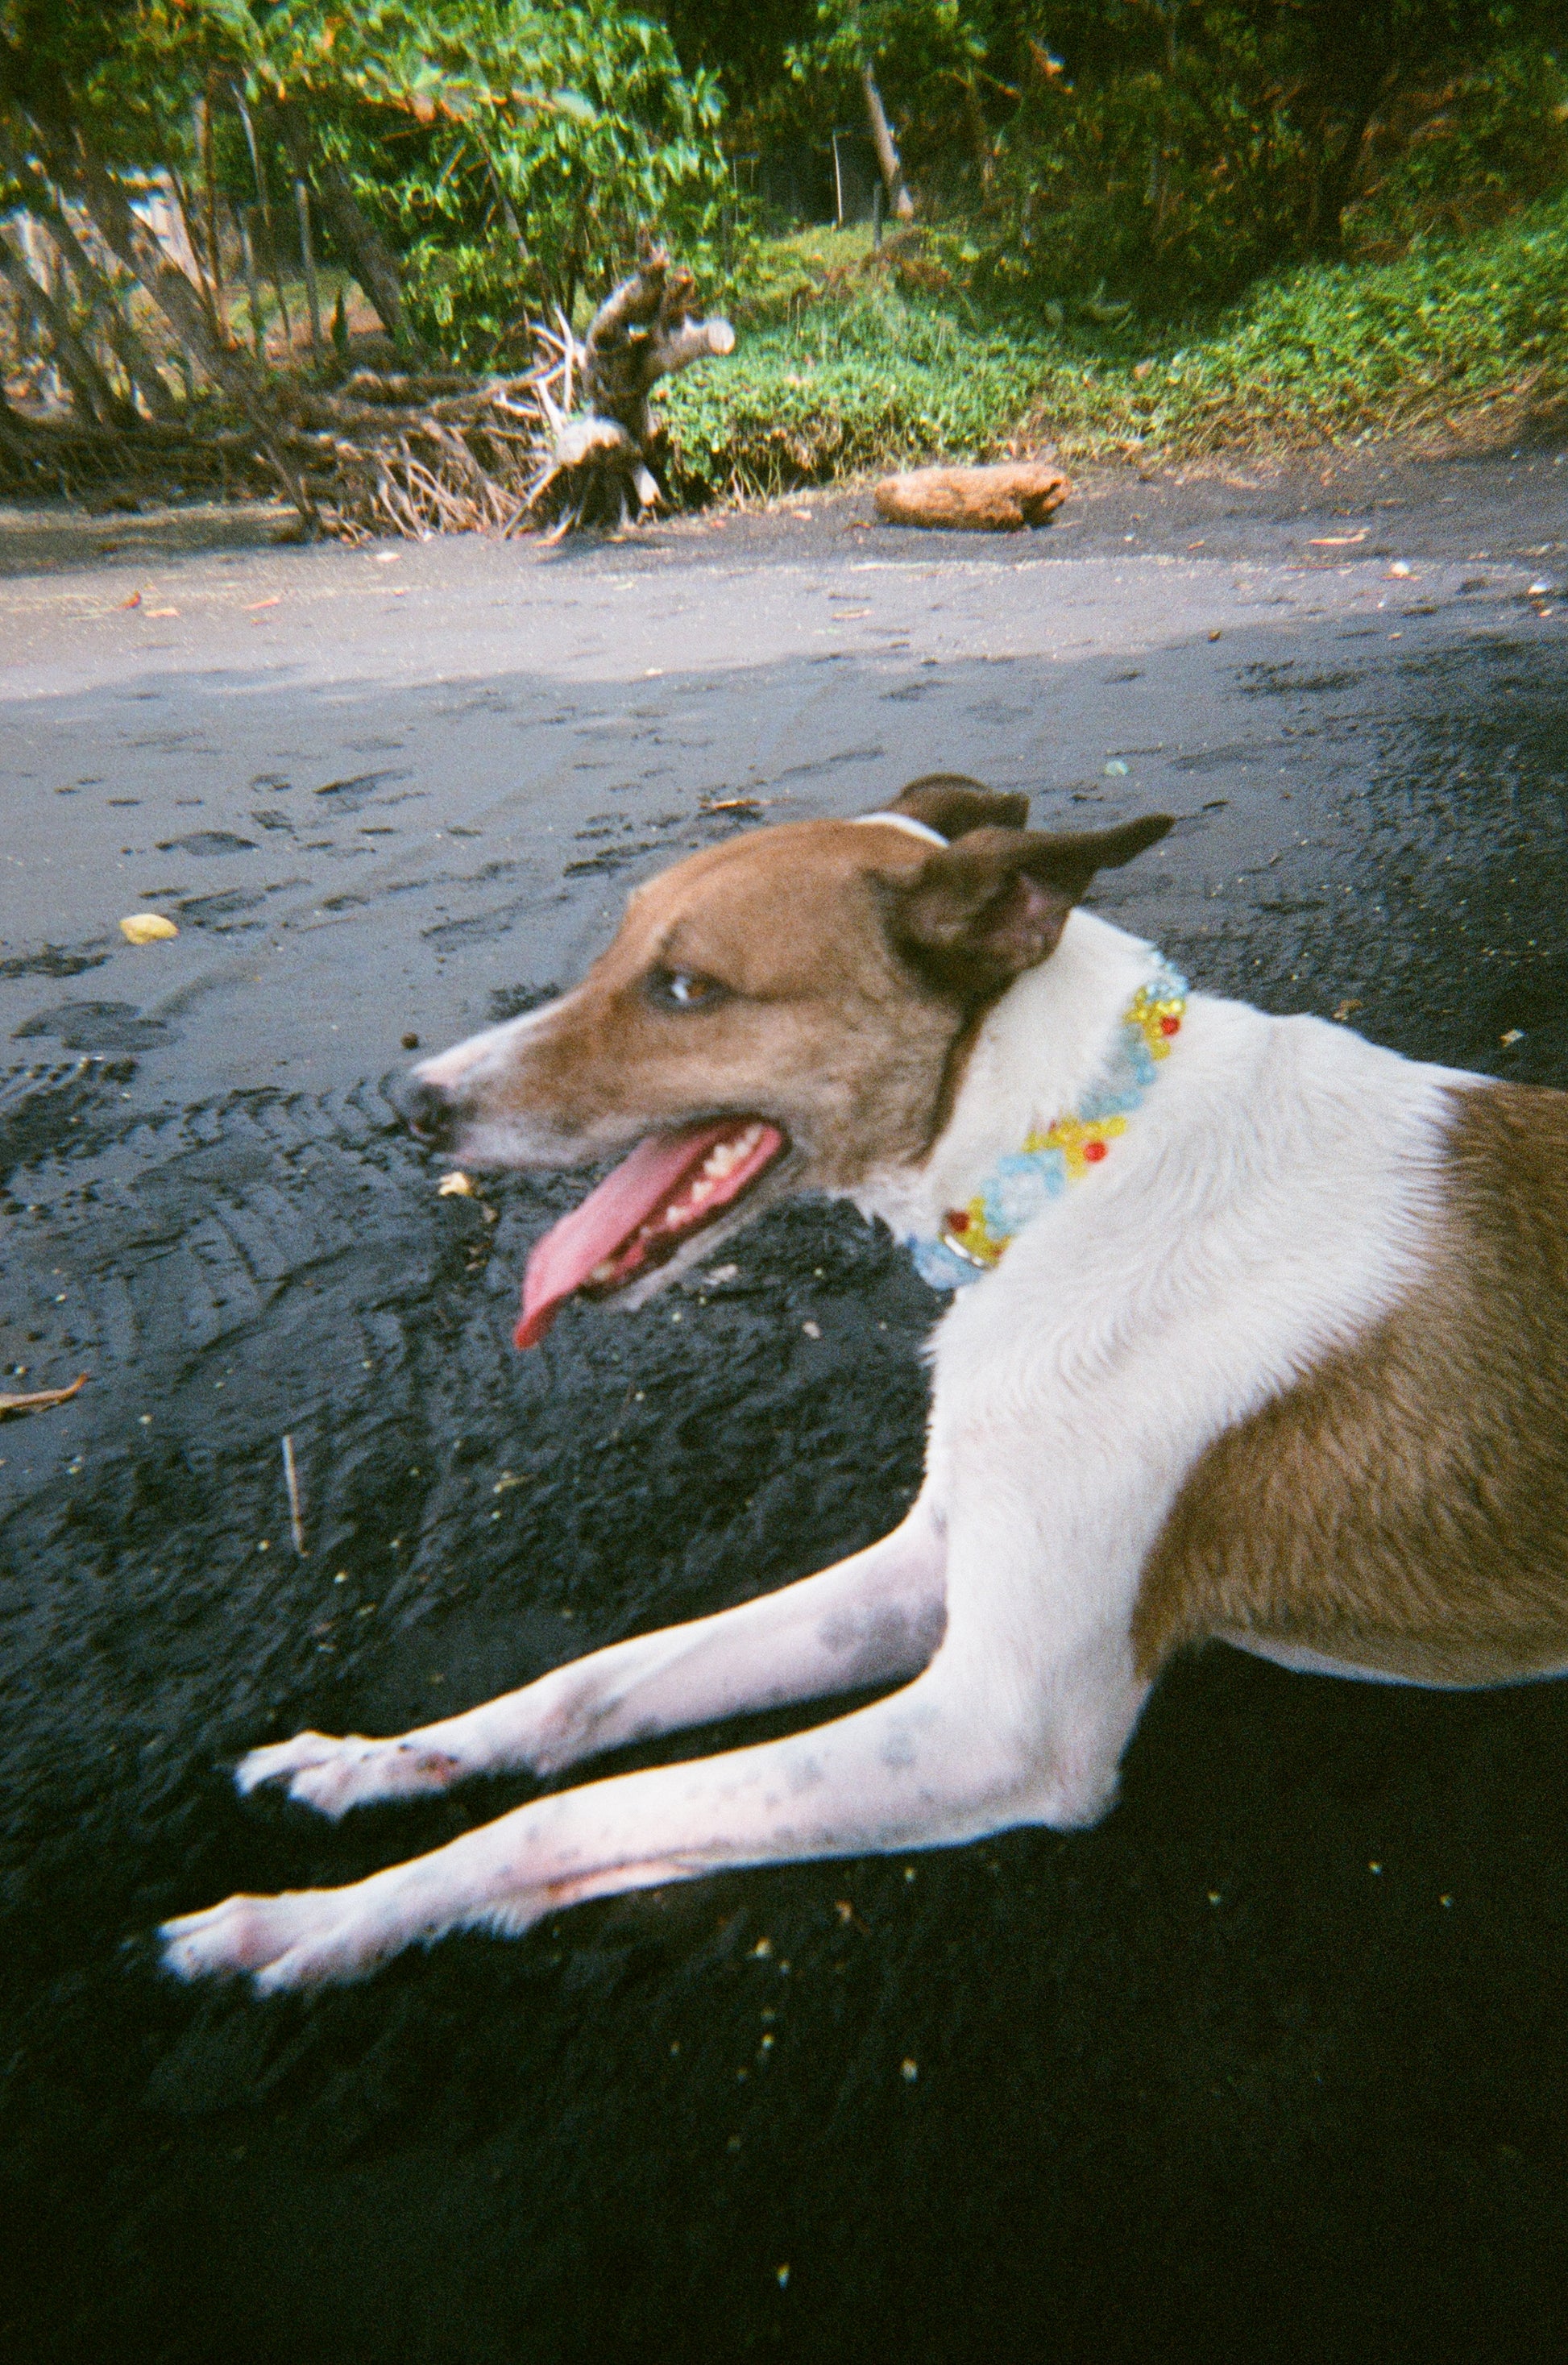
top-left (1082, 1139), bottom-right (1108, 1163)
top-left (1159, 1014), bottom-right (1180, 1036)
top-left (946, 1209), bottom-right (970, 1232)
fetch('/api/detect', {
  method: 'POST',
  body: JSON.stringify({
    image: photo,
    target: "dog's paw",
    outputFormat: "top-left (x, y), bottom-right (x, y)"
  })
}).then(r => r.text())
top-left (160, 1883), bottom-right (400, 1993)
top-left (235, 1730), bottom-right (467, 1818)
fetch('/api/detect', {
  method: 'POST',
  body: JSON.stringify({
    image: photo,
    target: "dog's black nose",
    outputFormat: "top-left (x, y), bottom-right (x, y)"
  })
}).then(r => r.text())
top-left (392, 1073), bottom-right (458, 1149)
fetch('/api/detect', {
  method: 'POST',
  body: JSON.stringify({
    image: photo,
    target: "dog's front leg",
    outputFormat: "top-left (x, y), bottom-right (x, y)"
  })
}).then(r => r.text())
top-left (234, 1498), bottom-right (948, 1817)
top-left (162, 1638), bottom-right (1081, 1994)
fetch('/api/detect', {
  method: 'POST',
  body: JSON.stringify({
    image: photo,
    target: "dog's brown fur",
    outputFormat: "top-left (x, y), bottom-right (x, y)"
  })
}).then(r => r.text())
top-left (483, 815), bottom-right (965, 1185)
top-left (447, 781), bottom-right (1168, 1193)
top-left (1133, 1082), bottom-right (1568, 1685)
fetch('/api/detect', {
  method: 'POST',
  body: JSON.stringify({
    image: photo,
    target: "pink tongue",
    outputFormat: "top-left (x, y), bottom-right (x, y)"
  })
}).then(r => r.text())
top-left (516, 1122), bottom-right (743, 1350)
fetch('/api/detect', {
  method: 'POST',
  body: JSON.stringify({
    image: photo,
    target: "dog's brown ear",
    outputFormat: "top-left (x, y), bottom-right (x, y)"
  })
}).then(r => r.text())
top-left (889, 814), bottom-right (1173, 998)
top-left (885, 775), bottom-right (1031, 840)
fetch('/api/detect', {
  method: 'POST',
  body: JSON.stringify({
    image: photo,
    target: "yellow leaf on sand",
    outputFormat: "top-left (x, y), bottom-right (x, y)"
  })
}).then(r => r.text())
top-left (437, 1172), bottom-right (475, 1197)
top-left (120, 912), bottom-right (179, 944)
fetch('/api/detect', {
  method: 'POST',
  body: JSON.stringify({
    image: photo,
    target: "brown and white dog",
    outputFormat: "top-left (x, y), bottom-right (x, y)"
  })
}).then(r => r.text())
top-left (163, 776), bottom-right (1568, 1992)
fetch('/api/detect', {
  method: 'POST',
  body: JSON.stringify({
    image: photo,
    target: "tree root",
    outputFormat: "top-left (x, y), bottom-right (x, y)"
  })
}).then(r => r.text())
top-left (0, 407), bottom-right (277, 504)
top-left (0, 239), bottom-right (735, 541)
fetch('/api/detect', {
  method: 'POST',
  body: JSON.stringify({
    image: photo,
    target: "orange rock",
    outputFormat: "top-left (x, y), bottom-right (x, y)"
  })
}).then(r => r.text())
top-left (873, 463), bottom-right (1069, 531)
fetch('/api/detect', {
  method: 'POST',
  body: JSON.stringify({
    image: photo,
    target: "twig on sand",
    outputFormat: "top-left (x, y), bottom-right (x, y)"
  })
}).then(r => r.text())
top-left (281, 1433), bottom-right (307, 1556)
top-left (0, 1374), bottom-right (88, 1417)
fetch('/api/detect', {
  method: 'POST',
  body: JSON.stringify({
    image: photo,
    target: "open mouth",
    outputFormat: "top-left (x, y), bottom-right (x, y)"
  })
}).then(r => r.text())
top-left (514, 1118), bottom-right (786, 1349)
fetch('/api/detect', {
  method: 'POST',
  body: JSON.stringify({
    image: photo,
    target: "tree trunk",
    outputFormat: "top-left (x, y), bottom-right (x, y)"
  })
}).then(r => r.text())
top-left (35, 121), bottom-right (319, 527)
top-left (0, 131), bottom-right (179, 419)
top-left (961, 79), bottom-right (997, 205)
top-left (581, 240), bottom-right (733, 450)
top-left (197, 85), bottom-right (226, 334)
top-left (296, 180), bottom-right (322, 353)
top-left (232, 86), bottom-right (292, 346)
top-left (861, 66), bottom-right (915, 221)
top-left (0, 226), bottom-right (127, 424)
top-left (275, 103), bottom-right (416, 351)
top-left (1307, 69), bottom-right (1397, 259)
top-left (0, 373), bottom-right (32, 475)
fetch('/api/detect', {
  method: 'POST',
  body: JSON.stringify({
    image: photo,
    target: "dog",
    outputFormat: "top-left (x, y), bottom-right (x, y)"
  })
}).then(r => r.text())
top-left (162, 775), bottom-right (1568, 1992)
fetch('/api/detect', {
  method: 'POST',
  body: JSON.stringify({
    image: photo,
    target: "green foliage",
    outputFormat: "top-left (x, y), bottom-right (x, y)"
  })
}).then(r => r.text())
top-left (1084, 187), bottom-right (1568, 450)
top-left (1, 0), bottom-right (730, 364)
top-left (774, 0), bottom-right (1028, 204)
top-left (1347, 44), bottom-right (1568, 254)
top-left (785, 0), bottom-right (985, 118)
top-left (666, 0), bottom-right (1568, 308)
top-left (657, 0), bottom-right (813, 131)
top-left (662, 272), bottom-right (1045, 496)
top-left (246, 1), bottom-right (729, 344)
top-left (662, 191), bottom-right (1568, 497)
top-left (984, 4), bottom-right (1568, 309)
top-left (0, 0), bottom-right (247, 163)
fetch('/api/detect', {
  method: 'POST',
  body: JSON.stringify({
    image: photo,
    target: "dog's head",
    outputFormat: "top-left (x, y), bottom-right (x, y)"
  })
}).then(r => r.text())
top-left (396, 778), bottom-right (1171, 1343)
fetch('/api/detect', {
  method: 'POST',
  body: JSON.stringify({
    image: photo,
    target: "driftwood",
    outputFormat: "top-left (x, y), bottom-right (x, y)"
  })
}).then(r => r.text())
top-left (0, 130), bottom-right (721, 536)
top-left (873, 462), bottom-right (1070, 531)
top-left (0, 367), bottom-right (549, 533)
top-left (528, 233), bottom-right (735, 533)
top-left (284, 370), bottom-right (551, 538)
top-left (0, 219), bottom-right (733, 541)
top-left (0, 404), bottom-right (279, 503)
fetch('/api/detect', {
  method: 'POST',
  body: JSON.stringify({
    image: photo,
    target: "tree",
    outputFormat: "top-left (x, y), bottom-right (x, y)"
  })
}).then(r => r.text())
top-left (993, 0), bottom-right (1568, 296)
top-left (0, 0), bottom-right (732, 523)
top-left (247, 0), bottom-right (729, 341)
top-left (786, 0), bottom-right (994, 213)
top-left (662, 0), bottom-right (1568, 293)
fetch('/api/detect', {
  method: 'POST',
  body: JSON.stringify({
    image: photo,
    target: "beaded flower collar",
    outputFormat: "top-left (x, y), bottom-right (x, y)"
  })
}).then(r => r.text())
top-left (907, 961), bottom-right (1188, 1292)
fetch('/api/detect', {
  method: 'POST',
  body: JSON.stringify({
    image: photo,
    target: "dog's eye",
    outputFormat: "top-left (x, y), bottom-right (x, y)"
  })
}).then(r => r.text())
top-left (649, 967), bottom-right (724, 1010)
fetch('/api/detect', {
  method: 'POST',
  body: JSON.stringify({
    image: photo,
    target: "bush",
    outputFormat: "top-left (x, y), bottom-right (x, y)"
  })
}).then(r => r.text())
top-left (1078, 188), bottom-right (1568, 453)
top-left (1346, 44), bottom-right (1568, 255)
top-left (661, 191), bottom-right (1568, 497)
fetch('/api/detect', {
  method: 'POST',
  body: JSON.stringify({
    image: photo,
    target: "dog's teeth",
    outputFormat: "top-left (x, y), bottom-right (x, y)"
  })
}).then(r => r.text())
top-left (616, 1128), bottom-right (772, 1271)
top-left (701, 1126), bottom-right (765, 1185)
top-left (589, 1258), bottom-right (620, 1284)
top-left (662, 1179), bottom-right (719, 1229)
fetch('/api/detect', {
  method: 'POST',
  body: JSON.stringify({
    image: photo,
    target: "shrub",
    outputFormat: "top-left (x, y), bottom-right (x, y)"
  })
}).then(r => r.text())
top-left (662, 190), bottom-right (1568, 497)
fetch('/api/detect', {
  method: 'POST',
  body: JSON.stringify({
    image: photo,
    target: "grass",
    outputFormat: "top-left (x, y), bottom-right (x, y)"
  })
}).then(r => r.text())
top-left (662, 279), bottom-right (1052, 502)
top-left (663, 192), bottom-right (1568, 500)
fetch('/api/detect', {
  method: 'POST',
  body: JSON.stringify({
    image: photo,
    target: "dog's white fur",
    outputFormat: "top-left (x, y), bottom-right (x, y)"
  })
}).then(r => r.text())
top-left (163, 909), bottom-right (1477, 1993)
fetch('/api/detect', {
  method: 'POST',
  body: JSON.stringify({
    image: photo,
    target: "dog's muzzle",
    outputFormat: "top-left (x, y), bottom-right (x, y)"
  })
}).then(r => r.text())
top-left (392, 1073), bottom-right (460, 1149)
